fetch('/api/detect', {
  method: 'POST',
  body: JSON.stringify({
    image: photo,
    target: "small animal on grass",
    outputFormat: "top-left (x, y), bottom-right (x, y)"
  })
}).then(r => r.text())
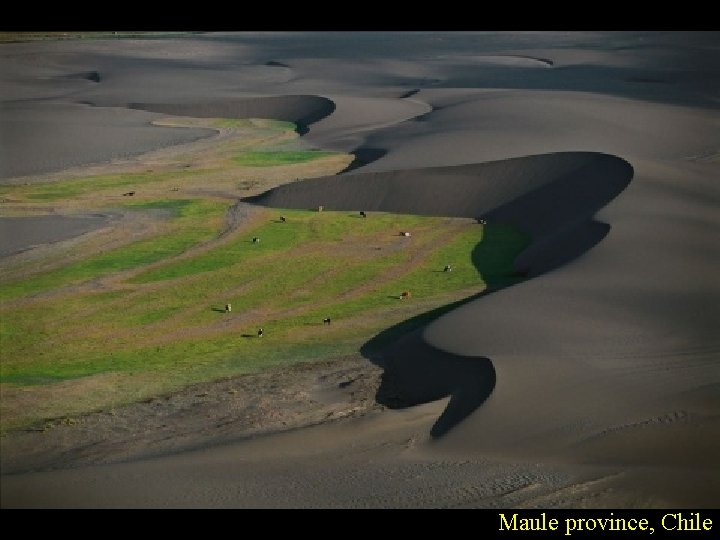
top-left (280, 216), bottom-right (286, 222)
top-left (123, 191), bottom-right (135, 197)
top-left (400, 231), bottom-right (411, 237)
top-left (360, 211), bottom-right (367, 218)
top-left (225, 303), bottom-right (232, 313)
top-left (318, 205), bottom-right (324, 212)
top-left (323, 318), bottom-right (331, 325)
top-left (399, 291), bottom-right (411, 300)
top-left (257, 328), bottom-right (264, 338)
top-left (444, 264), bottom-right (453, 272)
top-left (252, 237), bottom-right (260, 243)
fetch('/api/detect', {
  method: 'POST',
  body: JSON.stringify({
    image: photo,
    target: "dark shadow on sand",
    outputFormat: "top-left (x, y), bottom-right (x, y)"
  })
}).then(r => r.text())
top-left (370, 329), bottom-right (496, 438)
top-left (129, 95), bottom-right (336, 136)
top-left (250, 151), bottom-right (634, 437)
top-left (338, 148), bottom-right (388, 174)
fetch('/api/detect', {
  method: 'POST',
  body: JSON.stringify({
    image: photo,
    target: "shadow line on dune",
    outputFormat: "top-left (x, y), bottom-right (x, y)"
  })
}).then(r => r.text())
top-left (247, 151), bottom-right (634, 437)
top-left (129, 95), bottom-right (336, 135)
top-left (338, 148), bottom-right (388, 174)
top-left (361, 277), bottom-right (521, 437)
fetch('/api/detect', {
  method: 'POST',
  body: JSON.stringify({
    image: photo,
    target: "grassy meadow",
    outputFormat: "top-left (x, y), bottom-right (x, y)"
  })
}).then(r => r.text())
top-left (0, 117), bottom-right (529, 432)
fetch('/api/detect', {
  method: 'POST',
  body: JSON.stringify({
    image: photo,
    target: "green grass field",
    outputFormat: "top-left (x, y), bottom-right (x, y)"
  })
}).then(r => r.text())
top-left (233, 150), bottom-right (339, 167)
top-left (0, 117), bottom-right (530, 432)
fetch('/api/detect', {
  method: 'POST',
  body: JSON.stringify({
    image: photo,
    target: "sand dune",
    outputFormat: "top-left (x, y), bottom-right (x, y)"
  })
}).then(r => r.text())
top-left (1, 32), bottom-right (718, 508)
top-left (250, 152), bottom-right (633, 278)
top-left (130, 95), bottom-right (336, 134)
top-left (0, 102), bottom-right (214, 179)
top-left (253, 151), bottom-right (634, 433)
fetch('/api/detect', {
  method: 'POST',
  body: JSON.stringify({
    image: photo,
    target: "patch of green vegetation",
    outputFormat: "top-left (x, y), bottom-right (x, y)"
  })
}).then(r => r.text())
top-left (208, 118), bottom-right (296, 132)
top-left (0, 212), bottom-right (528, 392)
top-left (233, 150), bottom-right (338, 167)
top-left (131, 210), bottom-right (427, 284)
top-left (7, 170), bottom-right (204, 202)
top-left (0, 115), bottom-right (533, 432)
top-left (0, 199), bottom-right (226, 301)
top-left (125, 306), bottom-right (179, 326)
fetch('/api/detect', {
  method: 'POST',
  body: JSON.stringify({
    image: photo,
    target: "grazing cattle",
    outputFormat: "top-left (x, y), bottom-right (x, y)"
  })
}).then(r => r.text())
top-left (400, 231), bottom-right (411, 237)
top-left (323, 318), bottom-right (331, 325)
top-left (123, 191), bottom-right (135, 197)
top-left (280, 216), bottom-right (286, 222)
top-left (400, 291), bottom-right (411, 300)
top-left (258, 328), bottom-right (264, 338)
top-left (318, 205), bottom-right (324, 212)
top-left (171, 187), bottom-right (179, 192)
top-left (444, 265), bottom-right (453, 272)
top-left (225, 303), bottom-right (232, 313)
top-left (253, 237), bottom-right (260, 243)
top-left (477, 218), bottom-right (487, 225)
top-left (360, 211), bottom-right (367, 218)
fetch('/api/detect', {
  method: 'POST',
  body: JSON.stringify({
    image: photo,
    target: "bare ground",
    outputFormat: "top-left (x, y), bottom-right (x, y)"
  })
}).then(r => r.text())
top-left (0, 354), bottom-right (385, 475)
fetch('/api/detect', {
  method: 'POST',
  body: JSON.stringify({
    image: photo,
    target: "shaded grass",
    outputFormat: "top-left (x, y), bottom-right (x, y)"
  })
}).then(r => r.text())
top-left (233, 150), bottom-right (338, 167)
top-left (0, 170), bottom-right (206, 202)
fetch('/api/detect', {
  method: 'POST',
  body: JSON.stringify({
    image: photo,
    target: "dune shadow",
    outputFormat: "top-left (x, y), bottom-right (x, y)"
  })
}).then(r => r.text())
top-left (58, 71), bottom-right (101, 83)
top-left (399, 88), bottom-right (420, 99)
top-left (374, 330), bottom-right (495, 438)
top-left (363, 290), bottom-right (500, 437)
top-left (339, 148), bottom-right (388, 174)
top-left (129, 95), bottom-right (336, 136)
top-left (265, 60), bottom-right (290, 68)
top-left (249, 151), bottom-right (634, 437)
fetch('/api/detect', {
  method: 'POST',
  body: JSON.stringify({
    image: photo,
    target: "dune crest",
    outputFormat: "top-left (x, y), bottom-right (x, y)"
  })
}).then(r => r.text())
top-left (251, 151), bottom-right (634, 432)
top-left (250, 151), bottom-right (633, 277)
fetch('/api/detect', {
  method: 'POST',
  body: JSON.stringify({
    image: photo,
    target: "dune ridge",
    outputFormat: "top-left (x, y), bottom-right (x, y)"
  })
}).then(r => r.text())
top-left (250, 151), bottom-right (633, 276)
top-left (130, 95), bottom-right (335, 134)
top-left (251, 151), bottom-right (633, 430)
top-left (1, 32), bottom-right (717, 508)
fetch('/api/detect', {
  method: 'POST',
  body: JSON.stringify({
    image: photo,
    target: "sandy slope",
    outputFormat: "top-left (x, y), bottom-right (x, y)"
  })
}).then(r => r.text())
top-left (0, 214), bottom-right (111, 257)
top-left (1, 31), bottom-right (718, 508)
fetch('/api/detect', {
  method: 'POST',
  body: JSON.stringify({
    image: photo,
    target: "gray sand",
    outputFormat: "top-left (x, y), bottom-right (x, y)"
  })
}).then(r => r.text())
top-left (0, 31), bottom-right (718, 508)
top-left (0, 214), bottom-right (111, 257)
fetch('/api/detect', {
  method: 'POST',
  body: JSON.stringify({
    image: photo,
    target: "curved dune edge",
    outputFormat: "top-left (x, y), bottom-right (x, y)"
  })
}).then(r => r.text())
top-left (437, 54), bottom-right (554, 67)
top-left (129, 95), bottom-right (336, 135)
top-left (250, 151), bottom-right (634, 435)
top-left (248, 151), bottom-right (633, 277)
top-left (338, 148), bottom-right (388, 173)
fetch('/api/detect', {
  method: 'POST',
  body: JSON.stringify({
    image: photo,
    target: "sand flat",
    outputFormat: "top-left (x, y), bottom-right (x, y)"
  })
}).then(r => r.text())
top-left (0, 214), bottom-right (112, 257)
